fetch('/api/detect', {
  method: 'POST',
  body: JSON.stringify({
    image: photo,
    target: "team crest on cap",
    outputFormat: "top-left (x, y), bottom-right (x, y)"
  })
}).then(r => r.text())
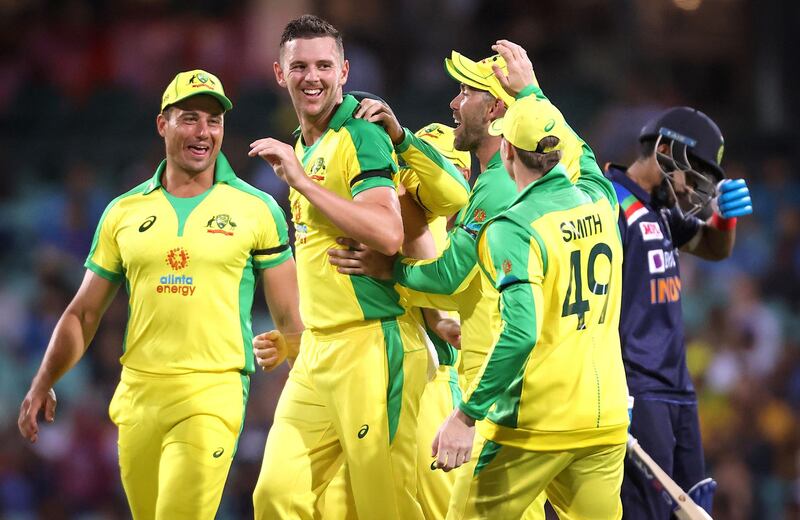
top-left (206, 214), bottom-right (237, 236)
top-left (544, 119), bottom-right (556, 132)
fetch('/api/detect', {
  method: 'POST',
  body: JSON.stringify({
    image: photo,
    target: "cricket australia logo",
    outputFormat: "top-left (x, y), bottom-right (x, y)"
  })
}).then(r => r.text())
top-left (206, 214), bottom-right (237, 236)
top-left (309, 157), bottom-right (326, 181)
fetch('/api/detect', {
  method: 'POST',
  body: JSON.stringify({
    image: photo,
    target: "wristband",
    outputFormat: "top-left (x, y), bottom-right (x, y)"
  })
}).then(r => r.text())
top-left (711, 213), bottom-right (737, 231)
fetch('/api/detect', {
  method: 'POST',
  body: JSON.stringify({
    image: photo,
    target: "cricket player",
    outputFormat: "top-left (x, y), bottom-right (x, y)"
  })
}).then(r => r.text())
top-left (433, 44), bottom-right (630, 519)
top-left (17, 70), bottom-right (304, 519)
top-left (609, 106), bottom-right (752, 517)
top-left (319, 114), bottom-right (472, 520)
top-left (249, 15), bottom-right (430, 519)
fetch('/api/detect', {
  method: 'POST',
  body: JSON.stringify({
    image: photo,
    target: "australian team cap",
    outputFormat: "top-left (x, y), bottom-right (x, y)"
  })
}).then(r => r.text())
top-left (488, 95), bottom-right (563, 153)
top-left (161, 69), bottom-right (233, 112)
top-left (414, 123), bottom-right (471, 171)
top-left (444, 51), bottom-right (515, 107)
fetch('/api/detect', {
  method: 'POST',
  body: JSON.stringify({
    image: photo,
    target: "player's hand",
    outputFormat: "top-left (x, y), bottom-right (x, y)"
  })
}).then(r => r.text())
top-left (354, 98), bottom-right (405, 145)
top-left (18, 386), bottom-right (57, 443)
top-left (715, 179), bottom-right (752, 219)
top-left (432, 408), bottom-right (475, 472)
top-left (423, 308), bottom-right (462, 349)
top-left (327, 237), bottom-right (396, 280)
top-left (253, 330), bottom-right (288, 371)
top-left (249, 138), bottom-right (309, 190)
top-left (490, 39), bottom-right (538, 98)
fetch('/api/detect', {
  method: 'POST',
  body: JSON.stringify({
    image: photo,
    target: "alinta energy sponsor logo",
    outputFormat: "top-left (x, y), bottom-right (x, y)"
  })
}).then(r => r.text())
top-left (157, 247), bottom-right (196, 296)
top-left (206, 214), bottom-right (237, 236)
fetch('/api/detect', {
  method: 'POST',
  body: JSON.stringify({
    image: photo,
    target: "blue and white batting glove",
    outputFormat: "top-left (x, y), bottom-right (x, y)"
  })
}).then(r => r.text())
top-left (716, 178), bottom-right (753, 218)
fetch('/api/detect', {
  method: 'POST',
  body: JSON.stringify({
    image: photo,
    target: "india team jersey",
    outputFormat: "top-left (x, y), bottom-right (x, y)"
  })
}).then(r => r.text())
top-left (86, 153), bottom-right (291, 375)
top-left (290, 95), bottom-right (404, 330)
top-left (468, 158), bottom-right (629, 451)
top-left (606, 165), bottom-right (701, 400)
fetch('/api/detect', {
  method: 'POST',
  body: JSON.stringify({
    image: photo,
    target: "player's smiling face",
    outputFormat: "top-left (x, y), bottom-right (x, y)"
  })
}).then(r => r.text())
top-left (157, 95), bottom-right (224, 176)
top-left (450, 85), bottom-right (494, 152)
top-left (276, 36), bottom-right (349, 125)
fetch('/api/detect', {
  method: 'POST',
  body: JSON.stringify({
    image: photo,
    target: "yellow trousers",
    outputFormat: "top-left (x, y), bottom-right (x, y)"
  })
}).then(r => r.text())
top-left (449, 439), bottom-right (625, 520)
top-left (253, 317), bottom-right (428, 519)
top-left (109, 367), bottom-right (248, 519)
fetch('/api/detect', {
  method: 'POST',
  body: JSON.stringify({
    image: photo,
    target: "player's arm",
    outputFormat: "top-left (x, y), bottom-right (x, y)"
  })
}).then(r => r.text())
top-left (256, 259), bottom-right (305, 370)
top-left (19, 271), bottom-right (119, 443)
top-left (682, 178), bottom-right (752, 260)
top-left (432, 219), bottom-right (542, 470)
top-left (355, 99), bottom-right (470, 217)
top-left (459, 220), bottom-right (542, 420)
top-left (249, 138), bottom-right (403, 256)
top-left (492, 39), bottom-right (617, 207)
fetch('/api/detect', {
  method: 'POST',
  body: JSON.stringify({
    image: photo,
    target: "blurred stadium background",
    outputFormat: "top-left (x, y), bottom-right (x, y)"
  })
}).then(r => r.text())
top-left (0, 0), bottom-right (798, 518)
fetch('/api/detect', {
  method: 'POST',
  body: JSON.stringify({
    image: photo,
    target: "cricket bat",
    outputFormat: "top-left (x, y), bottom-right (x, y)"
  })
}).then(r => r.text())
top-left (627, 435), bottom-right (713, 520)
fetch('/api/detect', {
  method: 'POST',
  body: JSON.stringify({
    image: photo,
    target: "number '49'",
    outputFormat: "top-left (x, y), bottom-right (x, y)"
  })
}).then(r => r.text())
top-left (561, 242), bottom-right (613, 330)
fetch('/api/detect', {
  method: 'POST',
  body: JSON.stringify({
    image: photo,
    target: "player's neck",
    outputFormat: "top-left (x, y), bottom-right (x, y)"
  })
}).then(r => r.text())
top-left (162, 164), bottom-right (214, 197)
top-left (298, 95), bottom-right (342, 146)
top-left (476, 135), bottom-right (503, 172)
top-left (627, 158), bottom-right (661, 193)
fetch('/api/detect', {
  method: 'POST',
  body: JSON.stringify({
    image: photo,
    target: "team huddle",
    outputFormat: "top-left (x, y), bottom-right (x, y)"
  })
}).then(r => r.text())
top-left (17, 14), bottom-right (753, 520)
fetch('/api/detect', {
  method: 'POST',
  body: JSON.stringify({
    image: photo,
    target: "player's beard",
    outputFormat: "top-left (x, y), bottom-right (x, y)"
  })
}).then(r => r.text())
top-left (454, 117), bottom-right (489, 153)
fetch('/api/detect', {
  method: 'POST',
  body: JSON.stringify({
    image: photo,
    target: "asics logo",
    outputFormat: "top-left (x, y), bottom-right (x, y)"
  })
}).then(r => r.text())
top-left (139, 216), bottom-right (157, 232)
top-left (212, 447), bottom-right (225, 458)
top-left (357, 424), bottom-right (369, 439)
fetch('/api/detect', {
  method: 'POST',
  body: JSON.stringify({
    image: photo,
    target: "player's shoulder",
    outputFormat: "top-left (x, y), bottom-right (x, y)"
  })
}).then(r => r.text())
top-left (341, 116), bottom-right (393, 150)
top-left (223, 178), bottom-right (284, 215)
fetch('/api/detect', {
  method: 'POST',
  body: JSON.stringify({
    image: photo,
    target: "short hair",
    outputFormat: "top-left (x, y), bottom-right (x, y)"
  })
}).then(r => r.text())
top-left (280, 15), bottom-right (344, 61)
top-left (513, 136), bottom-right (562, 173)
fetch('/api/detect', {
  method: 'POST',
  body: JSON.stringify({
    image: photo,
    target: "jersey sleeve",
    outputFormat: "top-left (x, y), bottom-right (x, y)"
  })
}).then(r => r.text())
top-left (393, 226), bottom-right (478, 295)
top-left (346, 120), bottom-right (399, 197)
top-left (85, 200), bottom-right (124, 283)
top-left (461, 219), bottom-right (544, 420)
top-left (666, 207), bottom-right (702, 248)
top-left (395, 128), bottom-right (470, 217)
top-left (252, 195), bottom-right (293, 269)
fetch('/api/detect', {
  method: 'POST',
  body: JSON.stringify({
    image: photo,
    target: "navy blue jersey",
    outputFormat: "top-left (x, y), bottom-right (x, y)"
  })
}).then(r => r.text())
top-left (606, 166), bottom-right (701, 400)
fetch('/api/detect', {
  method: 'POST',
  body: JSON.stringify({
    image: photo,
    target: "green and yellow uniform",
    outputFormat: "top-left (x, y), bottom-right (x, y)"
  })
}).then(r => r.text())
top-left (87, 152), bottom-right (291, 519)
top-left (321, 122), bottom-right (471, 520)
top-left (254, 95), bottom-right (429, 520)
top-left (450, 94), bottom-right (629, 520)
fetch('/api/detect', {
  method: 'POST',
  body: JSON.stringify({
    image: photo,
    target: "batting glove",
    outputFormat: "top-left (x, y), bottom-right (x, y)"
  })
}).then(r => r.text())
top-left (715, 178), bottom-right (752, 218)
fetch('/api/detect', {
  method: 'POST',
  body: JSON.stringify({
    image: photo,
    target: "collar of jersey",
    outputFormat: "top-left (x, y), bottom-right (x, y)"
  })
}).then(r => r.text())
top-left (142, 151), bottom-right (237, 195)
top-left (605, 164), bottom-right (651, 206)
top-left (291, 94), bottom-right (360, 143)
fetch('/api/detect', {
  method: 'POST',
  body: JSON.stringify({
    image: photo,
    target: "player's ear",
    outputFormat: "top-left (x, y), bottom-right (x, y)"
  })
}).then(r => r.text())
top-left (340, 59), bottom-right (350, 85)
top-left (156, 112), bottom-right (167, 137)
top-left (274, 61), bottom-right (287, 88)
top-left (501, 137), bottom-right (514, 161)
top-left (486, 97), bottom-right (506, 121)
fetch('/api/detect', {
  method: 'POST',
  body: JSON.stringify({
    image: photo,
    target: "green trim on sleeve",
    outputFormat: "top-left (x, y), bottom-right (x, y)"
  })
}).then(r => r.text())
top-left (395, 127), bottom-right (414, 153)
top-left (351, 176), bottom-right (396, 197)
top-left (346, 118), bottom-right (399, 174)
top-left (515, 84), bottom-right (541, 100)
top-left (393, 227), bottom-right (478, 295)
top-left (85, 259), bottom-right (123, 283)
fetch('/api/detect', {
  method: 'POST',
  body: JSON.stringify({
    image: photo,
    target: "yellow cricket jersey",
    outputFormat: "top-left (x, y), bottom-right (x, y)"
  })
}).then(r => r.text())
top-left (85, 153), bottom-right (292, 375)
top-left (291, 94), bottom-right (408, 330)
top-left (467, 159), bottom-right (630, 451)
